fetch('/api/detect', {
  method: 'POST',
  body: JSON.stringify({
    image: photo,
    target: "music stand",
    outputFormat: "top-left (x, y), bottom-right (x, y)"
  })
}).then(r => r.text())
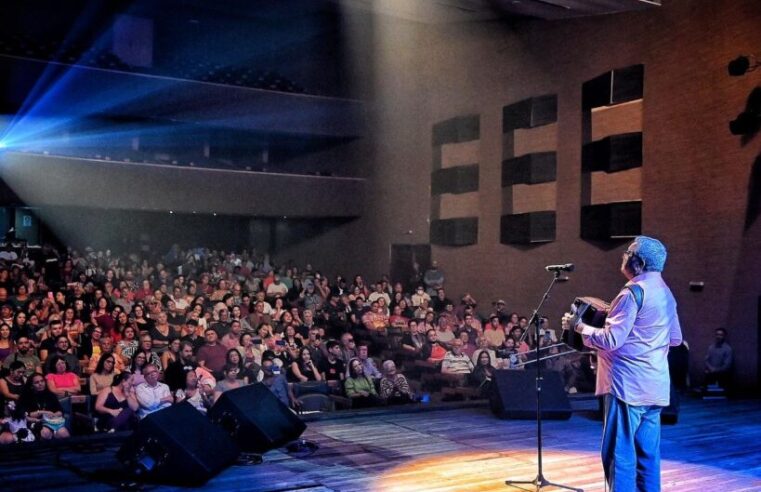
top-left (505, 270), bottom-right (583, 492)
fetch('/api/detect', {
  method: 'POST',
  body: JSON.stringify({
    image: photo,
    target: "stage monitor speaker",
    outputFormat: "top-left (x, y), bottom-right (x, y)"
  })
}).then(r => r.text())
top-left (116, 402), bottom-right (238, 486)
top-left (208, 383), bottom-right (307, 454)
top-left (490, 370), bottom-right (572, 420)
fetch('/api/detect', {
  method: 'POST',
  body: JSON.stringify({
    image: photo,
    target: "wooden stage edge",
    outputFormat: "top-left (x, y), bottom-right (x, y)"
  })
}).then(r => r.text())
top-left (2, 396), bottom-right (761, 492)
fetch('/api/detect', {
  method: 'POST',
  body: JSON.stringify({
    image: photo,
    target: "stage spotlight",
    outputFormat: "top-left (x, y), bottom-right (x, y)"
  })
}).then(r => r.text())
top-left (728, 55), bottom-right (759, 76)
top-left (729, 111), bottom-right (761, 135)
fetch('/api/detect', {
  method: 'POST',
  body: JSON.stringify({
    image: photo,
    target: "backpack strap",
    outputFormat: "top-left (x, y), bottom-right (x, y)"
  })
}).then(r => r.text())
top-left (625, 284), bottom-right (644, 312)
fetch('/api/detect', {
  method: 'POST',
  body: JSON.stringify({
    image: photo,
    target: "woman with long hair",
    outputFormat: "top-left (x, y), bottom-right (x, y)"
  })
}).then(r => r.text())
top-left (128, 352), bottom-right (148, 387)
top-left (289, 346), bottom-right (322, 383)
top-left (20, 372), bottom-right (69, 440)
top-left (344, 357), bottom-right (382, 408)
top-left (115, 324), bottom-right (138, 365)
top-left (0, 323), bottom-right (14, 362)
top-left (471, 350), bottom-right (496, 398)
top-left (94, 372), bottom-right (138, 432)
top-left (224, 348), bottom-right (253, 384)
top-left (161, 338), bottom-right (181, 371)
top-left (91, 297), bottom-right (115, 338)
top-left (89, 353), bottom-right (117, 395)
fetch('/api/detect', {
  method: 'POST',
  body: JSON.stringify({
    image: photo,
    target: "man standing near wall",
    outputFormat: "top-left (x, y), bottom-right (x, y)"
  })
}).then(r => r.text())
top-left (568, 236), bottom-right (682, 492)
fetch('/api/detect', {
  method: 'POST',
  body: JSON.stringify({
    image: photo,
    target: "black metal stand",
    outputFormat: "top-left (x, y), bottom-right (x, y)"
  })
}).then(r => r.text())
top-left (505, 271), bottom-right (583, 492)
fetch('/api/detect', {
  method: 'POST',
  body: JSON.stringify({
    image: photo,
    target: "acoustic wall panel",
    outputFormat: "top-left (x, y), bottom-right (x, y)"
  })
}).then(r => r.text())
top-left (503, 95), bottom-right (557, 131)
top-left (502, 153), bottom-right (557, 186)
top-left (582, 64), bottom-right (644, 111)
top-left (432, 115), bottom-right (480, 147)
top-left (582, 132), bottom-right (642, 173)
top-left (581, 65), bottom-right (644, 241)
top-left (431, 218), bottom-right (478, 246)
top-left (501, 212), bottom-right (556, 244)
top-left (501, 95), bottom-right (558, 245)
top-left (431, 165), bottom-right (479, 195)
top-left (431, 114), bottom-right (480, 246)
top-left (580, 202), bottom-right (641, 241)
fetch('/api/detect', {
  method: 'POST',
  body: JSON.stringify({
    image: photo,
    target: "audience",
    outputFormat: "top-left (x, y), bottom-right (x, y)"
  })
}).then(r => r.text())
top-left (0, 241), bottom-right (599, 446)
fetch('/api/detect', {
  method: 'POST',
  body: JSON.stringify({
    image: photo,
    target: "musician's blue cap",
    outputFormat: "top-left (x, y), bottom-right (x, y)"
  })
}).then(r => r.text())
top-left (634, 236), bottom-right (667, 272)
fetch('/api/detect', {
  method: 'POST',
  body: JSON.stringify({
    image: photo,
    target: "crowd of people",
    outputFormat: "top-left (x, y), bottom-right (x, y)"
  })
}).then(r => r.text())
top-left (0, 243), bottom-right (591, 444)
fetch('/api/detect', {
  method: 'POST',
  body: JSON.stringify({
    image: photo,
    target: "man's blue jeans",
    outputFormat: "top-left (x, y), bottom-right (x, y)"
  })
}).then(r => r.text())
top-left (601, 394), bottom-right (663, 492)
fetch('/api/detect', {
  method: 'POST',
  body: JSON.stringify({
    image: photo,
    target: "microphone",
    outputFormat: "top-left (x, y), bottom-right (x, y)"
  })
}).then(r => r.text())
top-left (545, 263), bottom-right (575, 273)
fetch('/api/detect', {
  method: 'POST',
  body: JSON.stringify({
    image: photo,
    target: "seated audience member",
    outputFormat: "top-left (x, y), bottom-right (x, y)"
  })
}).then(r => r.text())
top-left (0, 323), bottom-right (13, 364)
top-left (159, 337), bottom-right (181, 372)
top-left (197, 328), bottom-right (228, 379)
top-left (181, 319), bottom-right (205, 352)
top-left (37, 320), bottom-right (65, 362)
top-left (379, 360), bottom-right (414, 405)
top-left (135, 364), bottom-right (172, 418)
top-left (0, 361), bottom-right (26, 413)
top-left (420, 329), bottom-right (447, 365)
top-left (175, 369), bottom-right (216, 414)
top-left (388, 305), bottom-right (409, 330)
top-left (436, 302), bottom-right (457, 342)
top-left (410, 285), bottom-right (431, 307)
top-left (704, 327), bottom-right (733, 390)
top-left (357, 343), bottom-right (381, 380)
top-left (441, 339), bottom-right (474, 376)
top-left (220, 320), bottom-right (244, 351)
top-left (290, 346), bottom-right (322, 383)
top-left (164, 341), bottom-right (201, 392)
top-left (456, 312), bottom-right (481, 342)
top-left (237, 332), bottom-right (264, 366)
top-left (3, 336), bottom-right (41, 378)
top-left (339, 332), bottom-right (357, 363)
top-left (87, 336), bottom-right (124, 375)
top-left (509, 326), bottom-right (531, 354)
top-left (319, 341), bottom-right (345, 391)
top-left (43, 336), bottom-right (80, 376)
top-left (498, 337), bottom-right (522, 369)
top-left (344, 358), bottom-right (382, 408)
top-left (215, 364), bottom-right (247, 393)
top-left (261, 357), bottom-right (300, 409)
top-left (122, 334), bottom-right (162, 370)
top-left (471, 350), bottom-right (496, 398)
top-left (225, 348), bottom-right (256, 383)
top-left (45, 355), bottom-right (82, 398)
top-left (128, 352), bottom-right (150, 387)
top-left (302, 327), bottom-right (325, 367)
top-left (401, 319), bottom-right (426, 355)
top-left (361, 301), bottom-right (389, 332)
top-left (19, 373), bottom-right (69, 440)
top-left (458, 331), bottom-right (477, 359)
top-left (89, 353), bottom-right (118, 395)
top-left (472, 337), bottom-right (500, 370)
top-left (94, 372), bottom-right (138, 432)
top-left (483, 315), bottom-right (506, 349)
top-left (115, 325), bottom-right (138, 364)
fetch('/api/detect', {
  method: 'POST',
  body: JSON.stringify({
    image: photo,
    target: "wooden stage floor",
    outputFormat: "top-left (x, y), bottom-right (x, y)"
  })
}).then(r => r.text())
top-left (2, 397), bottom-right (761, 491)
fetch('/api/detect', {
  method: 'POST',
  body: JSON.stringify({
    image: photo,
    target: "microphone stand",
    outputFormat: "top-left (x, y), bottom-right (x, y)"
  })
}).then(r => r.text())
top-left (505, 270), bottom-right (583, 492)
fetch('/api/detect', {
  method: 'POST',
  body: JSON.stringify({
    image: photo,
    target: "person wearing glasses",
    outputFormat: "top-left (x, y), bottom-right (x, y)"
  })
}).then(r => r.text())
top-left (135, 365), bottom-right (172, 419)
top-left (566, 236), bottom-right (682, 492)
